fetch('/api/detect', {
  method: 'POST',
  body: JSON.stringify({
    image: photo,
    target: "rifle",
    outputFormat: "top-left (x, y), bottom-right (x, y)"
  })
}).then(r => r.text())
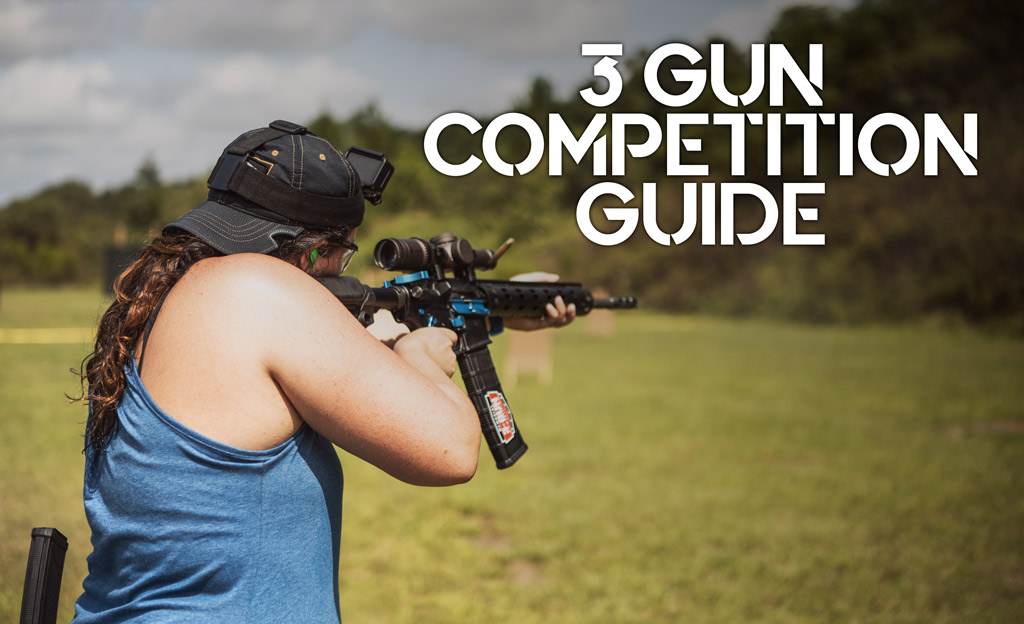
top-left (318, 232), bottom-right (637, 470)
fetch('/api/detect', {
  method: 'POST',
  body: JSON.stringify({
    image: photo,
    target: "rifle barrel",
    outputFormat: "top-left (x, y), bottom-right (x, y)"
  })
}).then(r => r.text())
top-left (592, 296), bottom-right (638, 309)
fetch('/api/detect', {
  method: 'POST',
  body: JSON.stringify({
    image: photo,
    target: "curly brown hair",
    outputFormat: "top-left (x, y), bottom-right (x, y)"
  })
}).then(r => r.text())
top-left (77, 226), bottom-right (351, 453)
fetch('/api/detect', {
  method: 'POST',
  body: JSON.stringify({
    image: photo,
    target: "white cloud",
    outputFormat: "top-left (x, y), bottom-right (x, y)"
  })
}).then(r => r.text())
top-left (707, 0), bottom-right (853, 44)
top-left (0, 59), bottom-right (131, 128)
top-left (138, 1), bottom-right (368, 51)
top-left (370, 0), bottom-right (627, 57)
top-left (0, 0), bottom-right (125, 62)
top-left (136, 0), bottom-right (629, 58)
top-left (0, 1), bottom-right (42, 55)
top-left (0, 0), bottom-right (849, 203)
top-left (172, 53), bottom-right (375, 130)
top-left (0, 50), bottom-right (380, 202)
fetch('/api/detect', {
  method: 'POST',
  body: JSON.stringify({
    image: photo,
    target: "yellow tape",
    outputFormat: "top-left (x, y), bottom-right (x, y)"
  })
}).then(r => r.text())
top-left (0, 327), bottom-right (94, 344)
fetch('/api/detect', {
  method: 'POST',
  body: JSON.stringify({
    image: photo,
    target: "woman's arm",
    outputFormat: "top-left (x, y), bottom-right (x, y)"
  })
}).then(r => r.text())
top-left (224, 255), bottom-right (481, 486)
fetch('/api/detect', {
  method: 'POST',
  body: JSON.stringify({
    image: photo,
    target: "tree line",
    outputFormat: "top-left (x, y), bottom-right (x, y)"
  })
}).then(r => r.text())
top-left (1, 0), bottom-right (1020, 332)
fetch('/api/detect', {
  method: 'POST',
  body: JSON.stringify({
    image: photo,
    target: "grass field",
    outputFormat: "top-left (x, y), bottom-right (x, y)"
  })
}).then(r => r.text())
top-left (1, 286), bottom-right (1022, 623)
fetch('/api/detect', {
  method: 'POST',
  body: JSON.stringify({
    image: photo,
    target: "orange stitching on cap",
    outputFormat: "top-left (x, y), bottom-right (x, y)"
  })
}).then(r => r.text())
top-left (297, 135), bottom-right (305, 189)
top-left (320, 139), bottom-right (356, 197)
top-left (290, 135), bottom-right (296, 186)
top-left (318, 138), bottom-right (357, 197)
top-left (342, 153), bottom-right (356, 197)
top-left (251, 156), bottom-right (275, 176)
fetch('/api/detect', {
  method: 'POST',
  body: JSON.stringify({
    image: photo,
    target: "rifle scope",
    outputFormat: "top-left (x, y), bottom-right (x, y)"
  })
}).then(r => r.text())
top-left (374, 233), bottom-right (499, 272)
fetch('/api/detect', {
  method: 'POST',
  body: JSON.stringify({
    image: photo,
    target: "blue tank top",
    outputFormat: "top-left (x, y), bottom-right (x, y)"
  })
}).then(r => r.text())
top-left (73, 359), bottom-right (344, 623)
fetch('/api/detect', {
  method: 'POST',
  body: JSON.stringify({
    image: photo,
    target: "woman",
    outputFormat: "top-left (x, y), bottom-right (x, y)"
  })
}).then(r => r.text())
top-left (73, 121), bottom-right (573, 622)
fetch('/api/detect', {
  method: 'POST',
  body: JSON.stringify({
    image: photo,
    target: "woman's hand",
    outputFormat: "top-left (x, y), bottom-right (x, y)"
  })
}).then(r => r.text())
top-left (502, 272), bottom-right (577, 331)
top-left (393, 327), bottom-right (458, 380)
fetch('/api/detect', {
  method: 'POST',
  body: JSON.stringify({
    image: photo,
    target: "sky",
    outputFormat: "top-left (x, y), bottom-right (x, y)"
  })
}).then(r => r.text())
top-left (0, 0), bottom-right (853, 205)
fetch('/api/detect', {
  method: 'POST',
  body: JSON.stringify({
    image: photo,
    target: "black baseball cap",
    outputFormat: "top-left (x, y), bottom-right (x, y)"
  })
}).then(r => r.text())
top-left (165, 120), bottom-right (364, 255)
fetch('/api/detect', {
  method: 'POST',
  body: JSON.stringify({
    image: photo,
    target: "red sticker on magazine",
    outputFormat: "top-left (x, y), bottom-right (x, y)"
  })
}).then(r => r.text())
top-left (485, 390), bottom-right (515, 443)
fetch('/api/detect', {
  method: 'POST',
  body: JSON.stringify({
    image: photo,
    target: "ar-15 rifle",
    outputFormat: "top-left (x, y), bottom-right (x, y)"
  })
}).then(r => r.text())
top-left (317, 232), bottom-right (637, 470)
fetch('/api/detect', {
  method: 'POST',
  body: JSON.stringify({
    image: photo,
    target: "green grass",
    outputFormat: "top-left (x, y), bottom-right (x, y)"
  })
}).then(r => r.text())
top-left (0, 286), bottom-right (110, 329)
top-left (1, 288), bottom-right (1022, 623)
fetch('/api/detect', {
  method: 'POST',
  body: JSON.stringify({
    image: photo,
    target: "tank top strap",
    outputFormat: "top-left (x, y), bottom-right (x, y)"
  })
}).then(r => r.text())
top-left (137, 290), bottom-right (172, 375)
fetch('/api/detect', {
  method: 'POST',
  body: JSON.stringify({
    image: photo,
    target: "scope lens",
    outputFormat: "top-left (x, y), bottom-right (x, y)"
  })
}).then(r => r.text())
top-left (374, 238), bottom-right (431, 272)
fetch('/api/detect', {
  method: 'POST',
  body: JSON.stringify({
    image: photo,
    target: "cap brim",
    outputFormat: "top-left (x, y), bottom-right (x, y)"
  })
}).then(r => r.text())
top-left (164, 200), bottom-right (305, 255)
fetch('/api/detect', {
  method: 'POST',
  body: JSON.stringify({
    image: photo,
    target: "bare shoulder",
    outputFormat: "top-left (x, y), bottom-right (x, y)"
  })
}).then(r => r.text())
top-left (137, 254), bottom-right (361, 451)
top-left (161, 253), bottom-right (361, 359)
top-left (179, 253), bottom-right (319, 300)
top-left (173, 254), bottom-right (342, 318)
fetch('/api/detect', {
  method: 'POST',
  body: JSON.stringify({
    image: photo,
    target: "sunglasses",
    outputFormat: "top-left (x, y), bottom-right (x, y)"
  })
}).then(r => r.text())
top-left (335, 240), bottom-right (358, 274)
